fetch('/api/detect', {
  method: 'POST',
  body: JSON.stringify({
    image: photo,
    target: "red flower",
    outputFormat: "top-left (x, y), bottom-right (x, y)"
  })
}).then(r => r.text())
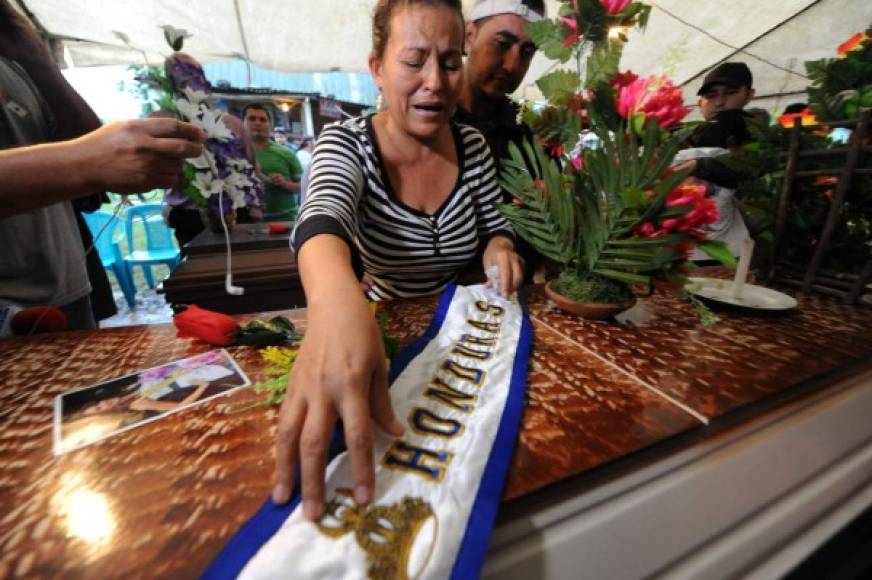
top-left (174, 304), bottom-right (239, 346)
top-left (672, 241), bottom-right (694, 259)
top-left (611, 70), bottom-right (639, 90)
top-left (635, 184), bottom-right (719, 240)
top-left (778, 107), bottom-right (817, 128)
top-left (569, 94), bottom-right (590, 128)
top-left (838, 32), bottom-right (868, 56)
top-left (569, 94), bottom-right (585, 113)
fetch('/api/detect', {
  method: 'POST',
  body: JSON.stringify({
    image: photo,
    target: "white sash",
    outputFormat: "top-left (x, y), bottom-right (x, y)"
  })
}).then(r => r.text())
top-left (205, 283), bottom-right (532, 579)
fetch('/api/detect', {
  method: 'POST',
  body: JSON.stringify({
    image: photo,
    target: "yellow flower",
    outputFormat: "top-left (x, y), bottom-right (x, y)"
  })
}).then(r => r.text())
top-left (262, 346), bottom-right (297, 367)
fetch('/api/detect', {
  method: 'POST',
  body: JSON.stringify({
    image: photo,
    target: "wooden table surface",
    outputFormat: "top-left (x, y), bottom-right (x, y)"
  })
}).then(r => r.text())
top-left (1, 284), bottom-right (870, 578)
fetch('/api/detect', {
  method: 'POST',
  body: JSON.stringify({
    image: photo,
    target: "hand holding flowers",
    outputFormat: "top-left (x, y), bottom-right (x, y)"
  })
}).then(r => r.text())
top-left (166, 55), bottom-right (263, 219)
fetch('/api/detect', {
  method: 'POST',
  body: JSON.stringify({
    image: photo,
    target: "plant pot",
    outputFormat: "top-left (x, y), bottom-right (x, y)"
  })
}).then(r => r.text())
top-left (544, 281), bottom-right (636, 320)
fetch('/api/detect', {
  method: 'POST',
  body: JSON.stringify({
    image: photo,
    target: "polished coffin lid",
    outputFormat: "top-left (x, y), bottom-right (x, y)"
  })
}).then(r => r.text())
top-left (163, 225), bottom-right (304, 313)
top-left (1, 282), bottom-right (871, 576)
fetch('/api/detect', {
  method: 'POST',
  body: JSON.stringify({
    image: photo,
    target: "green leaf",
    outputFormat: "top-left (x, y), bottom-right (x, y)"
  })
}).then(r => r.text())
top-left (635, 4), bottom-right (653, 29)
top-left (576, 0), bottom-right (608, 44)
top-left (181, 163), bottom-right (208, 208)
top-left (497, 140), bottom-right (577, 267)
top-left (525, 105), bottom-right (583, 152)
top-left (608, 234), bottom-right (686, 247)
top-left (526, 20), bottom-right (573, 63)
top-left (630, 112), bottom-right (647, 136)
top-left (593, 268), bottom-right (650, 286)
top-left (537, 70), bottom-right (581, 105)
top-left (624, 187), bottom-right (647, 209)
top-left (621, 3), bottom-right (652, 28)
top-left (585, 40), bottom-right (623, 88)
top-left (696, 240), bottom-right (738, 267)
top-left (596, 258), bottom-right (657, 271)
top-left (234, 316), bottom-right (302, 347)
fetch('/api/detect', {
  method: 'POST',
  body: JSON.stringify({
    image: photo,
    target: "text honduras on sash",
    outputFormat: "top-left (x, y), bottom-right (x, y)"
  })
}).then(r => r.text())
top-left (205, 283), bottom-right (532, 579)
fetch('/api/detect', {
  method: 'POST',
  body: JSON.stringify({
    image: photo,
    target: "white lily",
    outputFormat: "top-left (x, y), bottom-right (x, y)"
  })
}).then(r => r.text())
top-left (174, 98), bottom-right (201, 122)
top-left (198, 108), bottom-right (233, 141)
top-left (182, 87), bottom-right (209, 105)
top-left (187, 149), bottom-right (215, 170)
top-left (192, 170), bottom-right (225, 199)
top-left (227, 157), bottom-right (255, 172)
top-left (226, 185), bottom-right (247, 209)
top-left (225, 171), bottom-right (254, 191)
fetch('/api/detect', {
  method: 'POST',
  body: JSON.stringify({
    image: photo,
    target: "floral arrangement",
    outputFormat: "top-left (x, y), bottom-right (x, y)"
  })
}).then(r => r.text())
top-left (166, 58), bottom-right (262, 220)
top-left (499, 0), bottom-right (734, 305)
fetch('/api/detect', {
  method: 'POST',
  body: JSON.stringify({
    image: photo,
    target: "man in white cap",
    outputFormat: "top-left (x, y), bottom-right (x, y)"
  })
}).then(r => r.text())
top-left (456, 0), bottom-right (547, 277)
top-left (456, 0), bottom-right (546, 164)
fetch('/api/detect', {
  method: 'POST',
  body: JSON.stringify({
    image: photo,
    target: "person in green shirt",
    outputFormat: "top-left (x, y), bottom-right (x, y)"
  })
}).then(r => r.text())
top-left (243, 104), bottom-right (302, 217)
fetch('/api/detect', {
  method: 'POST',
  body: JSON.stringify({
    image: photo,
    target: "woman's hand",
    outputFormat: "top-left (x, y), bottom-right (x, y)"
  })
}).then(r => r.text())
top-left (272, 235), bottom-right (403, 522)
top-left (482, 235), bottom-right (524, 297)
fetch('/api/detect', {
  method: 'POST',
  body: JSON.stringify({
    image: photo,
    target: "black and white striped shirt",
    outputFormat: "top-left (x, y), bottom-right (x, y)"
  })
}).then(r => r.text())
top-left (292, 116), bottom-right (513, 300)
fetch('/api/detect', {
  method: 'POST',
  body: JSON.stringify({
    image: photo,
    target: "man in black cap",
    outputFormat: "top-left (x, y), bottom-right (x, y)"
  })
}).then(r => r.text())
top-left (697, 62), bottom-right (755, 122)
top-left (676, 62), bottom-right (760, 189)
top-left (674, 62), bottom-right (762, 260)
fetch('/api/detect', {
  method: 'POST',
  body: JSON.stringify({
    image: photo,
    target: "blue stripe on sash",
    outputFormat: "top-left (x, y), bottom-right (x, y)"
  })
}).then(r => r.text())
top-left (450, 289), bottom-right (533, 580)
top-left (202, 494), bottom-right (301, 580)
top-left (202, 285), bottom-right (458, 579)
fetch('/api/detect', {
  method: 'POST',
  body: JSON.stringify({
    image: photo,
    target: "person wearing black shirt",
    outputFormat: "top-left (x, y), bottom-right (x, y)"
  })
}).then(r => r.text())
top-left (677, 62), bottom-right (760, 188)
top-left (455, 0), bottom-right (547, 278)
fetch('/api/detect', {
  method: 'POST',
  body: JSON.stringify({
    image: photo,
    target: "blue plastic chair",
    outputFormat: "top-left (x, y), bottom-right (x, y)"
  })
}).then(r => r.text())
top-left (124, 203), bottom-right (181, 289)
top-left (82, 211), bottom-right (137, 308)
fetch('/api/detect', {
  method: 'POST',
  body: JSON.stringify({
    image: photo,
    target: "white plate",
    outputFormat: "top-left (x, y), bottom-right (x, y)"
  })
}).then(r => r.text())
top-left (687, 277), bottom-right (798, 311)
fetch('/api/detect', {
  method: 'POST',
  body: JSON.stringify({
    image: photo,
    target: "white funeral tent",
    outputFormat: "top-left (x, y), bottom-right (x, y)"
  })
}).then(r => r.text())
top-left (11, 0), bottom-right (872, 116)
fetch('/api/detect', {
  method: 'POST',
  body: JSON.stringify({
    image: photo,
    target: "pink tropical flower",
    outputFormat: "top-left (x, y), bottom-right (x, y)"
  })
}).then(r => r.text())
top-left (615, 75), bottom-right (690, 129)
top-left (571, 154), bottom-right (584, 172)
top-left (602, 0), bottom-right (632, 15)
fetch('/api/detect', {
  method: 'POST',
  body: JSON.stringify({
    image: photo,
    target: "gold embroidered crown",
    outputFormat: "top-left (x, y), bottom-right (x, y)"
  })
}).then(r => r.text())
top-left (317, 488), bottom-right (436, 580)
